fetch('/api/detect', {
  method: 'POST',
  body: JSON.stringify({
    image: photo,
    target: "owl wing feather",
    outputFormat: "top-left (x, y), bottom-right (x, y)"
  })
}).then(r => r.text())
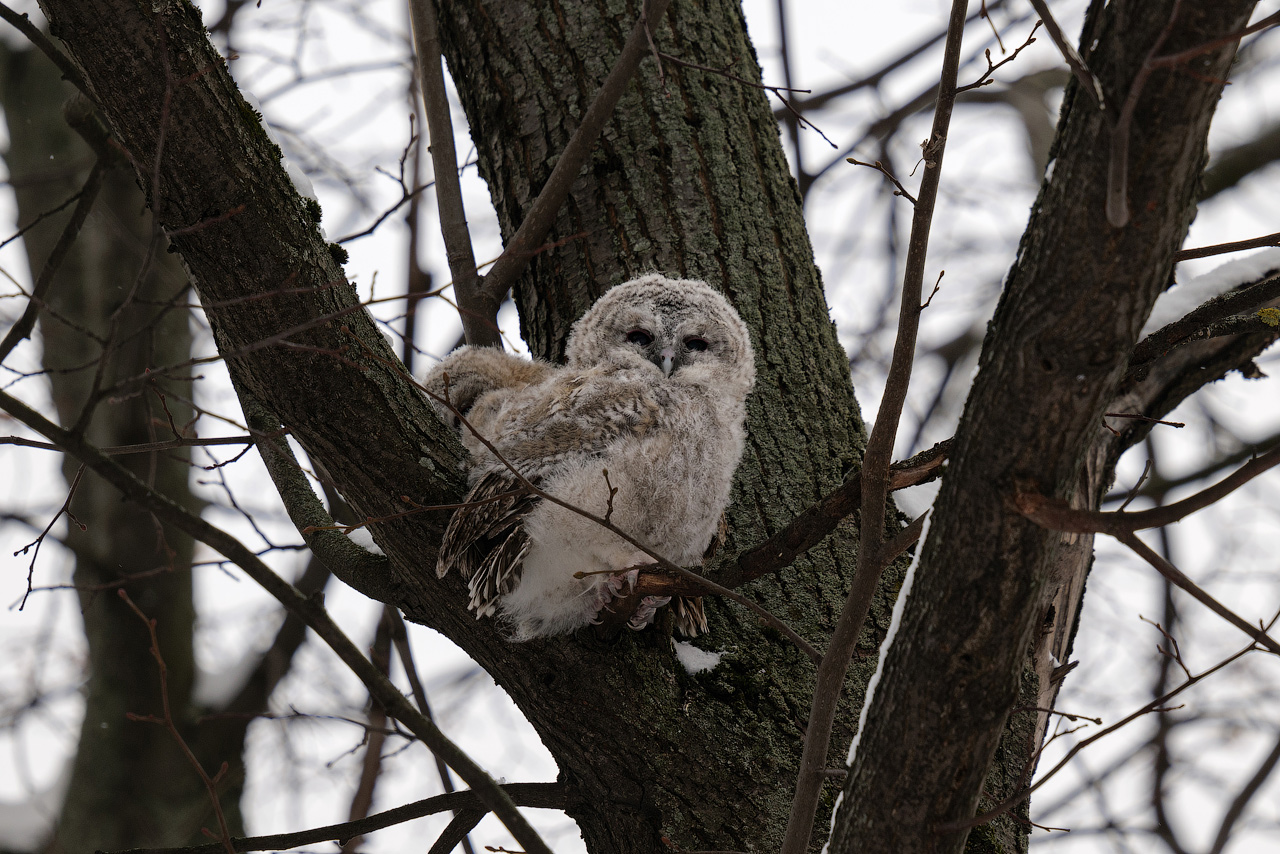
top-left (437, 469), bottom-right (541, 618)
top-left (437, 371), bottom-right (663, 620)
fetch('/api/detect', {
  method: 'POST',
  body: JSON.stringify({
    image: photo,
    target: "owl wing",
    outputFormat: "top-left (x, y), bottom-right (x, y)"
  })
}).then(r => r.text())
top-left (437, 368), bottom-right (670, 618)
top-left (436, 469), bottom-right (541, 618)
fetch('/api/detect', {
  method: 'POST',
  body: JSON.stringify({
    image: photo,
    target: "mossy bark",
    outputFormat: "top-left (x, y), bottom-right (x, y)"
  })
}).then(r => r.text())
top-left (833, 3), bottom-right (1261, 851)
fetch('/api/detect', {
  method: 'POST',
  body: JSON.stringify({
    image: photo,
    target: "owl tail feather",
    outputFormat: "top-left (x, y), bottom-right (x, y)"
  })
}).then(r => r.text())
top-left (672, 596), bottom-right (709, 637)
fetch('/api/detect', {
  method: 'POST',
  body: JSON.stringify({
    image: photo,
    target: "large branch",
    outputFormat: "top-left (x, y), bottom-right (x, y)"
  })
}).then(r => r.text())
top-left (35, 0), bottom-right (474, 613)
top-left (832, 3), bottom-right (1261, 852)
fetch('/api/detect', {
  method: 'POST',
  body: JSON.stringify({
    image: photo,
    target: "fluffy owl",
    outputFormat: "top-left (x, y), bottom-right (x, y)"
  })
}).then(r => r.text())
top-left (422, 274), bottom-right (755, 640)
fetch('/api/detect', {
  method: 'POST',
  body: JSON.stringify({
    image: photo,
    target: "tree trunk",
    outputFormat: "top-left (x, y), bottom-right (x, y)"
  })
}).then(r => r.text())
top-left (833, 3), bottom-right (1260, 851)
top-left (431, 2), bottom-right (891, 848)
top-left (33, 0), bottom-right (907, 849)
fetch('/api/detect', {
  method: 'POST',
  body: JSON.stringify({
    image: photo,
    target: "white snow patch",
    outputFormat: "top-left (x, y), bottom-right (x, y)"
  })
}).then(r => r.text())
top-left (1043, 157), bottom-right (1055, 182)
top-left (845, 509), bottom-right (933, 769)
top-left (892, 481), bottom-right (938, 520)
top-left (820, 791), bottom-right (844, 854)
top-left (824, 509), bottom-right (932, 853)
top-left (194, 650), bottom-right (263, 709)
top-left (346, 526), bottom-right (385, 555)
top-left (673, 640), bottom-right (723, 675)
top-left (1145, 247), bottom-right (1280, 335)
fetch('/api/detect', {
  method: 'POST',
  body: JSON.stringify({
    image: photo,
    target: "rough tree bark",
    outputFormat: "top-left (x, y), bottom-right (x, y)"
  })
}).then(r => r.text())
top-left (32, 0), bottom-right (897, 850)
top-left (834, 2), bottom-right (1267, 852)
top-left (22, 0), bottom-right (1279, 851)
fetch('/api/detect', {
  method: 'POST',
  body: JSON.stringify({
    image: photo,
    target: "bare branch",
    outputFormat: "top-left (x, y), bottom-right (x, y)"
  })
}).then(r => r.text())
top-left (0, 159), bottom-right (105, 364)
top-left (478, 0), bottom-right (674, 305)
top-left (954, 21), bottom-right (1041, 95)
top-left (1118, 531), bottom-right (1280, 656)
top-left (1175, 230), bottom-right (1280, 261)
top-left (1014, 445), bottom-right (1280, 535)
top-left (406, 0), bottom-right (496, 347)
top-left (118, 590), bottom-right (237, 854)
top-left (100, 784), bottom-right (565, 854)
top-left (947, 636), bottom-right (1265, 832)
top-left (0, 387), bottom-right (557, 854)
top-left (781, 1), bottom-right (971, 849)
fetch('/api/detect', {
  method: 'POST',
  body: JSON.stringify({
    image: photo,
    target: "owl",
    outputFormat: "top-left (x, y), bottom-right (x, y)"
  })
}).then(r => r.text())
top-left (422, 274), bottom-right (755, 640)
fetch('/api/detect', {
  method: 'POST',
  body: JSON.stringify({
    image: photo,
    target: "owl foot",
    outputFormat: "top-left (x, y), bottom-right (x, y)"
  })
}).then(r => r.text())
top-left (605, 568), bottom-right (640, 597)
top-left (588, 568), bottom-right (670, 631)
top-left (627, 595), bottom-right (672, 630)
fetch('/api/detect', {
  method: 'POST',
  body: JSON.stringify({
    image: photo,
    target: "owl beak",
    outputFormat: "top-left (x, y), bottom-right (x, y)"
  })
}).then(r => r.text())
top-left (659, 346), bottom-right (675, 377)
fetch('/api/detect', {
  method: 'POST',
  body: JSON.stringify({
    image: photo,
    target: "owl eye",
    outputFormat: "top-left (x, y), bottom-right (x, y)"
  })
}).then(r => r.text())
top-left (626, 329), bottom-right (654, 347)
top-left (683, 336), bottom-right (709, 352)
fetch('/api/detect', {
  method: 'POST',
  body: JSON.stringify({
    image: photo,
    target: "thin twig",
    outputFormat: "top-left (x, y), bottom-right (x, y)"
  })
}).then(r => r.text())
top-left (656, 50), bottom-right (835, 149)
top-left (942, 634), bottom-right (1266, 832)
top-left (16, 464), bottom-right (86, 610)
top-left (0, 434), bottom-right (260, 455)
top-left (118, 590), bottom-right (237, 854)
top-left (780, 1), bottom-right (970, 850)
top-left (847, 158), bottom-right (917, 204)
top-left (954, 21), bottom-right (1041, 94)
top-left (1119, 531), bottom-right (1280, 655)
top-left (341, 613), bottom-right (393, 854)
top-left (1174, 230), bottom-right (1280, 261)
top-left (0, 160), bottom-right (106, 364)
top-left (387, 610), bottom-right (477, 854)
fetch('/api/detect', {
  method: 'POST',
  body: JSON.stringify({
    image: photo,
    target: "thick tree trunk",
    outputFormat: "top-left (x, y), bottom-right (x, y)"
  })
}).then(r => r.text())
top-left (833, 3), bottom-right (1260, 851)
top-left (34, 0), bottom-right (901, 850)
top-left (430, 3), bottom-right (890, 848)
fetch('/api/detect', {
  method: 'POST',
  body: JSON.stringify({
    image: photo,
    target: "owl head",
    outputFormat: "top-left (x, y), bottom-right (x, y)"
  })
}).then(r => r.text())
top-left (565, 274), bottom-right (756, 395)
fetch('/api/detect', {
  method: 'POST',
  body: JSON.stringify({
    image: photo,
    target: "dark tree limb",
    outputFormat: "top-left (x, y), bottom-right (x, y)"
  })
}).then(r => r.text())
top-left (101, 783), bottom-right (565, 854)
top-left (833, 4), bottom-right (1261, 852)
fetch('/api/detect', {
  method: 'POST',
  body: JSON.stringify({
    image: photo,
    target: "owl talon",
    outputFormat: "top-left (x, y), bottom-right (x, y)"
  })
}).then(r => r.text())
top-left (628, 595), bottom-right (673, 630)
top-left (605, 568), bottom-right (640, 597)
